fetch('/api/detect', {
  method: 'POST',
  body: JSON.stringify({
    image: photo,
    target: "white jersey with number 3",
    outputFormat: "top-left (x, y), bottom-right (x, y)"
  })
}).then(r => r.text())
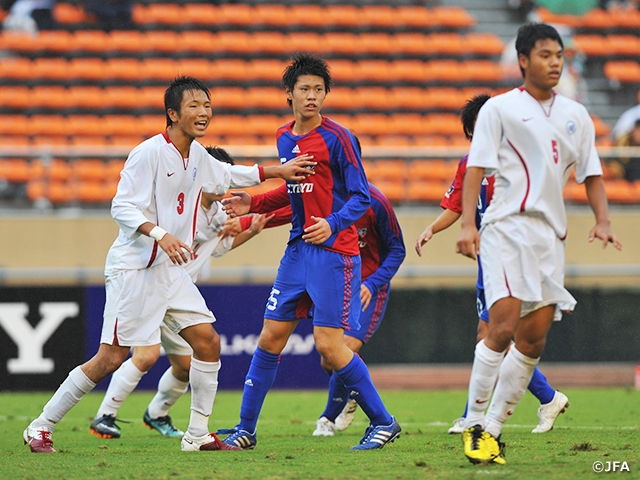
top-left (468, 87), bottom-right (602, 239)
top-left (105, 132), bottom-right (259, 275)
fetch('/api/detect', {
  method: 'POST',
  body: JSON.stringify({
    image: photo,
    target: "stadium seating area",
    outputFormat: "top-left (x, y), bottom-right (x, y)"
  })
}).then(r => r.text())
top-left (0, 2), bottom-right (639, 205)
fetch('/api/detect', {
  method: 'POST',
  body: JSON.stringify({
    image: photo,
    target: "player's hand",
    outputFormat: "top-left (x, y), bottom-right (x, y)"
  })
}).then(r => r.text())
top-left (588, 222), bottom-right (622, 250)
top-left (219, 217), bottom-right (242, 238)
top-left (249, 213), bottom-right (275, 235)
top-left (302, 216), bottom-right (332, 244)
top-left (456, 224), bottom-right (480, 260)
top-left (158, 233), bottom-right (192, 265)
top-left (221, 191), bottom-right (252, 218)
top-left (278, 154), bottom-right (316, 181)
top-left (415, 227), bottom-right (434, 257)
top-left (360, 284), bottom-right (372, 311)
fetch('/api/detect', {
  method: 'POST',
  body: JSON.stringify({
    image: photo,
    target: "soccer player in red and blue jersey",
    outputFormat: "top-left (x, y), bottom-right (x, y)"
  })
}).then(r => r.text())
top-left (416, 94), bottom-right (568, 437)
top-left (218, 53), bottom-right (401, 450)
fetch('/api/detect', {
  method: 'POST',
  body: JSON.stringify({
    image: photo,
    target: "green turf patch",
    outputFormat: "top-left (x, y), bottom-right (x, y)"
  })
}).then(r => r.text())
top-left (2, 388), bottom-right (638, 479)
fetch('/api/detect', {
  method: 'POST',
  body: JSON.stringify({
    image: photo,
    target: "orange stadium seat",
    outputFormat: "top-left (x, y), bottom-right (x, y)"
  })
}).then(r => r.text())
top-left (248, 87), bottom-right (284, 111)
top-left (536, 8), bottom-right (580, 28)
top-left (0, 31), bottom-right (38, 52)
top-left (356, 60), bottom-right (393, 83)
top-left (464, 60), bottom-right (502, 83)
top-left (106, 160), bottom-right (125, 180)
top-left (209, 115), bottom-right (246, 137)
top-left (143, 3), bottom-right (185, 25)
top-left (217, 3), bottom-right (255, 27)
top-left (32, 86), bottom-right (68, 109)
top-left (328, 59), bottom-right (358, 83)
top-left (139, 115), bottom-right (165, 137)
top-left (182, 4), bottom-right (218, 25)
top-left (604, 61), bottom-right (640, 83)
top-left (287, 32), bottom-right (322, 54)
top-left (573, 35), bottom-right (609, 57)
top-left (0, 135), bottom-right (30, 146)
top-left (142, 58), bottom-right (179, 81)
top-left (35, 30), bottom-right (75, 52)
top-left (361, 5), bottom-right (400, 28)
top-left (391, 60), bottom-right (430, 83)
top-left (145, 31), bottom-right (182, 54)
top-left (604, 179), bottom-right (637, 204)
top-left (0, 115), bottom-right (29, 136)
top-left (289, 4), bottom-right (327, 28)
top-left (32, 136), bottom-right (70, 147)
top-left (413, 135), bottom-right (450, 146)
top-left (76, 180), bottom-right (111, 203)
top-left (465, 33), bottom-right (504, 56)
top-left (72, 159), bottom-right (107, 181)
top-left (428, 113), bottom-right (462, 135)
top-left (109, 135), bottom-right (145, 147)
top-left (210, 87), bottom-right (246, 110)
top-left (429, 33), bottom-right (466, 56)
top-left (54, 3), bottom-right (89, 24)
top-left (325, 87), bottom-right (356, 111)
top-left (179, 31), bottom-right (218, 54)
top-left (375, 135), bottom-right (413, 147)
top-left (388, 87), bottom-right (429, 111)
top-left (47, 180), bottom-right (75, 204)
top-left (254, 4), bottom-right (290, 27)
top-left (104, 86), bottom-right (141, 110)
top-left (67, 115), bottom-right (104, 137)
top-left (591, 115), bottom-right (611, 137)
top-left (69, 86), bottom-right (105, 110)
top-left (432, 6), bottom-right (475, 29)
top-left (355, 87), bottom-right (392, 111)
top-left (32, 115), bottom-right (68, 137)
top-left (103, 115), bottom-right (139, 137)
top-left (394, 33), bottom-right (431, 56)
top-left (247, 59), bottom-right (287, 82)
top-left (352, 114), bottom-right (393, 136)
top-left (32, 57), bottom-right (70, 81)
top-left (326, 5), bottom-right (361, 28)
top-left (108, 30), bottom-right (145, 54)
top-left (608, 35), bottom-right (640, 57)
top-left (251, 31), bottom-right (288, 55)
top-left (391, 113), bottom-right (430, 136)
top-left (105, 58), bottom-right (143, 81)
top-left (396, 6), bottom-right (435, 29)
top-left (0, 87), bottom-right (29, 109)
top-left (211, 59), bottom-right (250, 82)
top-left (427, 87), bottom-right (467, 111)
top-left (248, 115), bottom-right (284, 136)
top-left (359, 33), bottom-right (395, 56)
top-left (69, 57), bottom-right (108, 81)
top-left (609, 7), bottom-right (640, 29)
top-left (321, 33), bottom-right (359, 56)
top-left (70, 135), bottom-right (109, 147)
top-left (580, 8), bottom-right (610, 30)
top-left (0, 57), bottom-right (32, 80)
top-left (215, 31), bottom-right (253, 55)
top-left (372, 180), bottom-right (405, 203)
top-left (407, 179), bottom-right (450, 203)
top-left (46, 159), bottom-right (73, 182)
top-left (72, 30), bottom-right (109, 52)
top-left (430, 60), bottom-right (463, 83)
top-left (0, 158), bottom-right (31, 183)
top-left (367, 159), bottom-right (408, 182)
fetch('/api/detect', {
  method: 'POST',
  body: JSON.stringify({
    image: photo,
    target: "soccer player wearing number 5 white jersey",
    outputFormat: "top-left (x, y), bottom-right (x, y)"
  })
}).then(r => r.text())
top-left (456, 23), bottom-right (622, 465)
top-left (23, 76), bottom-right (315, 454)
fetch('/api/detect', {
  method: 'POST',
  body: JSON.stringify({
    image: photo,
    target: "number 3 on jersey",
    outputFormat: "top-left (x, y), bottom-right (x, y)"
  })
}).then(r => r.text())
top-left (177, 192), bottom-right (184, 214)
top-left (551, 139), bottom-right (558, 164)
top-left (266, 288), bottom-right (280, 311)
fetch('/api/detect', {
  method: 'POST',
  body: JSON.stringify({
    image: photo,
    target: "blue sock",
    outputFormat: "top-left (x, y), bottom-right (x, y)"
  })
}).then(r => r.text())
top-left (238, 347), bottom-right (280, 433)
top-left (461, 401), bottom-right (469, 419)
top-left (334, 354), bottom-right (392, 426)
top-left (320, 373), bottom-right (349, 422)
top-left (527, 367), bottom-right (556, 405)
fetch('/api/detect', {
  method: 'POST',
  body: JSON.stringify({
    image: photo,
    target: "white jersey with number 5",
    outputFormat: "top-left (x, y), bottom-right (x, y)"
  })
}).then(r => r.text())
top-left (106, 132), bottom-right (260, 275)
top-left (467, 87), bottom-right (602, 239)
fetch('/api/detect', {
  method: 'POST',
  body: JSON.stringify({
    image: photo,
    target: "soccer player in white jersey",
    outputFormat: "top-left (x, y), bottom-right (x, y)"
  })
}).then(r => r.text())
top-left (23, 76), bottom-right (315, 454)
top-left (455, 23), bottom-right (622, 465)
top-left (89, 147), bottom-right (274, 440)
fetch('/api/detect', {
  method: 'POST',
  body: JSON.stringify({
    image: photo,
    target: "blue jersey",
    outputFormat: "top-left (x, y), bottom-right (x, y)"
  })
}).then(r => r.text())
top-left (276, 116), bottom-right (370, 256)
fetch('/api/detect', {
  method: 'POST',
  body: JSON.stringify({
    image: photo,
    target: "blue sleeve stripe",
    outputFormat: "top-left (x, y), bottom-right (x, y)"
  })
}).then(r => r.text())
top-left (323, 119), bottom-right (359, 169)
top-left (370, 186), bottom-right (401, 237)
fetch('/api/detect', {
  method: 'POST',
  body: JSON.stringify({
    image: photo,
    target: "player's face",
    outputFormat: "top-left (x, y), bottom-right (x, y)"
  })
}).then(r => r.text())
top-left (170, 89), bottom-right (212, 139)
top-left (286, 75), bottom-right (326, 120)
top-left (520, 38), bottom-right (564, 92)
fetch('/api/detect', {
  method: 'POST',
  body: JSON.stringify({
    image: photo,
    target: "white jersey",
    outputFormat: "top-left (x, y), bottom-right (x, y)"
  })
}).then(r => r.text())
top-left (105, 132), bottom-right (260, 275)
top-left (468, 87), bottom-right (602, 239)
top-left (185, 202), bottom-right (234, 282)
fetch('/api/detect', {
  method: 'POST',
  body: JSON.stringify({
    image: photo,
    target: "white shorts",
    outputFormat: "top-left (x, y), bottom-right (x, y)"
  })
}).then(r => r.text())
top-left (160, 323), bottom-right (193, 356)
top-left (101, 261), bottom-right (215, 347)
top-left (480, 214), bottom-right (576, 321)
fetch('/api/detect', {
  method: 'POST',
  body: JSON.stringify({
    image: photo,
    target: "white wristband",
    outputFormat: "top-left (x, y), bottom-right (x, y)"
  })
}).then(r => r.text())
top-left (149, 226), bottom-right (167, 242)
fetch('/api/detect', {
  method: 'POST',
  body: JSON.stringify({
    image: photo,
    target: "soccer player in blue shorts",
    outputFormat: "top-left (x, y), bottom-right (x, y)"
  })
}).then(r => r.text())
top-left (217, 52), bottom-right (401, 451)
top-left (416, 94), bottom-right (569, 437)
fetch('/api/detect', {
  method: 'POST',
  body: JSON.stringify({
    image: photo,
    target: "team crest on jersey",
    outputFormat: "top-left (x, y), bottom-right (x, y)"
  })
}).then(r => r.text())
top-left (192, 167), bottom-right (197, 180)
top-left (566, 120), bottom-right (576, 135)
top-left (444, 183), bottom-right (454, 198)
top-left (292, 144), bottom-right (301, 154)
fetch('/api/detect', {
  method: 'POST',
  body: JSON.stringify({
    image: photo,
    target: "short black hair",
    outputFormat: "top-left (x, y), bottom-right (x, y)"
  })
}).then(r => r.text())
top-left (515, 22), bottom-right (564, 77)
top-left (461, 93), bottom-right (491, 140)
top-left (205, 146), bottom-right (235, 165)
top-left (282, 53), bottom-right (332, 107)
top-left (164, 76), bottom-right (210, 127)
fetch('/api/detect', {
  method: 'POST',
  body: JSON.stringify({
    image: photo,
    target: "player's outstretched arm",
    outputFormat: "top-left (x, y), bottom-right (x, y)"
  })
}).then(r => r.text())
top-left (415, 209), bottom-right (461, 257)
top-left (584, 175), bottom-right (623, 250)
top-left (231, 214), bottom-right (275, 250)
top-left (138, 221), bottom-right (192, 265)
top-left (262, 154), bottom-right (316, 181)
top-left (221, 191), bottom-right (252, 218)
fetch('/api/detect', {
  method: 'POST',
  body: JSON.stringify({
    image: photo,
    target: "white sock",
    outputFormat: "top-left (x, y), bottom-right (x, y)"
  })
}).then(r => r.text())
top-left (187, 357), bottom-right (220, 437)
top-left (485, 347), bottom-right (539, 438)
top-left (147, 367), bottom-right (189, 419)
top-left (32, 366), bottom-right (96, 429)
top-left (95, 359), bottom-right (146, 418)
top-left (464, 340), bottom-right (506, 429)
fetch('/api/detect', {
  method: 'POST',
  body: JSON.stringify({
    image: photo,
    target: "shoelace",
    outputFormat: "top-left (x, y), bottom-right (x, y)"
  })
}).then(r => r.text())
top-left (470, 427), bottom-right (483, 450)
top-left (153, 415), bottom-right (177, 429)
top-left (37, 430), bottom-right (54, 447)
top-left (358, 425), bottom-right (376, 444)
top-left (103, 416), bottom-right (131, 429)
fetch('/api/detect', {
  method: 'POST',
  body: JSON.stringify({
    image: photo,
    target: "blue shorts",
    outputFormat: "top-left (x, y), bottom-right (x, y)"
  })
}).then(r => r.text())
top-left (477, 287), bottom-right (489, 323)
top-left (346, 283), bottom-right (389, 343)
top-left (264, 240), bottom-right (362, 331)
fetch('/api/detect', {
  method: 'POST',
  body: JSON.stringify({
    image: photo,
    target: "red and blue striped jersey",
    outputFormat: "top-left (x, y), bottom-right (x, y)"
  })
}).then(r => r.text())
top-left (275, 116), bottom-right (370, 256)
top-left (250, 182), bottom-right (405, 293)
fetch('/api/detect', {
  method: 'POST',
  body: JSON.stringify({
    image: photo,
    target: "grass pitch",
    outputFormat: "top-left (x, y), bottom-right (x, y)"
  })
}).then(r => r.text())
top-left (2, 388), bottom-right (638, 479)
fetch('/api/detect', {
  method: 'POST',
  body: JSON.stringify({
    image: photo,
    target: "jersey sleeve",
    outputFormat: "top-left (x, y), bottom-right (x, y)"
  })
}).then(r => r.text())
top-left (110, 144), bottom-right (157, 240)
top-left (325, 132), bottom-right (370, 233)
top-left (201, 152), bottom-right (261, 195)
top-left (362, 189), bottom-right (406, 294)
top-left (467, 99), bottom-right (502, 175)
top-left (574, 107), bottom-right (604, 184)
top-left (440, 158), bottom-right (467, 213)
top-left (250, 182), bottom-right (290, 213)
top-left (239, 205), bottom-right (292, 231)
